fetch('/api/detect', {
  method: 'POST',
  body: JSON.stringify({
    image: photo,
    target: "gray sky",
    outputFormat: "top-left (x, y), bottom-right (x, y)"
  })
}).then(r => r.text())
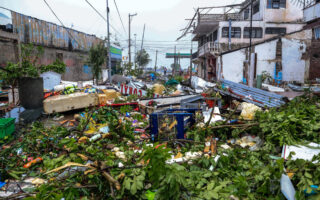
top-left (0, 0), bottom-right (242, 69)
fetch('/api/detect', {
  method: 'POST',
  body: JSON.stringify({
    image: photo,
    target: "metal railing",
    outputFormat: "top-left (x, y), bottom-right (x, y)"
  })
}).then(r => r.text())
top-left (198, 41), bottom-right (220, 57)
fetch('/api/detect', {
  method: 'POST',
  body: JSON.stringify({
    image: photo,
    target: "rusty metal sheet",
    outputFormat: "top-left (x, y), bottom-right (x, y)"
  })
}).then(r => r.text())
top-left (10, 10), bottom-right (102, 51)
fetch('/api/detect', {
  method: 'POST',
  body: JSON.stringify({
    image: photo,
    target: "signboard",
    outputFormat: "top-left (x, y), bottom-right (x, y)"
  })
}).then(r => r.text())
top-left (110, 46), bottom-right (122, 60)
top-left (120, 84), bottom-right (161, 98)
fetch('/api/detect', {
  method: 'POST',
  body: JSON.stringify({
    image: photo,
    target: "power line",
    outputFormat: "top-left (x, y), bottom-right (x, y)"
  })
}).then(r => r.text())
top-left (42, 0), bottom-right (83, 48)
top-left (113, 0), bottom-right (127, 35)
top-left (84, 0), bottom-right (126, 40)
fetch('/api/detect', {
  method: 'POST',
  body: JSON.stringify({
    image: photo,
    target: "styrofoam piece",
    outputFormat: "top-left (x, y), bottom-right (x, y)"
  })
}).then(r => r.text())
top-left (43, 92), bottom-right (99, 114)
top-left (281, 143), bottom-right (320, 162)
top-left (262, 83), bottom-right (285, 93)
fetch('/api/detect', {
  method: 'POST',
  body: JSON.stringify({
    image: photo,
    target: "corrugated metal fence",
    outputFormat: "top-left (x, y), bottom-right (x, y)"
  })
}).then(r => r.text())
top-left (11, 11), bottom-right (102, 51)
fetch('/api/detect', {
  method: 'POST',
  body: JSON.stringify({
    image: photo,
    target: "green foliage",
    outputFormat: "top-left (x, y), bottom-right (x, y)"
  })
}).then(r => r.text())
top-left (173, 75), bottom-right (183, 83)
top-left (256, 96), bottom-right (320, 151)
top-left (146, 87), bottom-right (155, 98)
top-left (136, 49), bottom-right (151, 68)
top-left (120, 105), bottom-right (133, 114)
top-left (121, 169), bottom-right (146, 197)
top-left (88, 42), bottom-right (108, 84)
top-left (127, 94), bottom-right (139, 102)
top-left (40, 59), bottom-right (66, 74)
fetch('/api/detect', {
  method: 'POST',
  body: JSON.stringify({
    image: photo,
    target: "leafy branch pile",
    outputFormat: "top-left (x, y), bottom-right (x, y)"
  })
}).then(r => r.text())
top-left (1, 96), bottom-right (320, 199)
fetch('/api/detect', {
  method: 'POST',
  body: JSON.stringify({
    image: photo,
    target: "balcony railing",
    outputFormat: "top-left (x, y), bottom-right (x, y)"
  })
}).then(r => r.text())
top-left (198, 42), bottom-right (220, 57)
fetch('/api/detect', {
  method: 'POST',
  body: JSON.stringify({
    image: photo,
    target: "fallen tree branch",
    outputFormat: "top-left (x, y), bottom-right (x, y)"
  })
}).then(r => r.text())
top-left (209, 123), bottom-right (259, 130)
top-left (102, 171), bottom-right (121, 191)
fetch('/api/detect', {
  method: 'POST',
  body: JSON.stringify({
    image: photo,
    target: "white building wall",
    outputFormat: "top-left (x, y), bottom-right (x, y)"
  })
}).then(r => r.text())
top-left (217, 21), bottom-right (305, 44)
top-left (219, 30), bottom-right (311, 84)
top-left (303, 3), bottom-right (320, 22)
top-left (281, 38), bottom-right (306, 82)
top-left (263, 0), bottom-right (304, 22)
top-left (255, 40), bottom-right (277, 77)
top-left (221, 49), bottom-right (246, 83)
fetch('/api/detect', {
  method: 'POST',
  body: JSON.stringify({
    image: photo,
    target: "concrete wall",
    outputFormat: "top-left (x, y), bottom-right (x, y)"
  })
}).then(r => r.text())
top-left (263, 0), bottom-right (304, 22)
top-left (219, 29), bottom-right (312, 83)
top-left (0, 34), bottom-right (96, 81)
top-left (0, 39), bottom-right (19, 67)
top-left (37, 48), bottom-right (94, 81)
top-left (255, 39), bottom-right (277, 77)
top-left (304, 3), bottom-right (320, 22)
top-left (221, 48), bottom-right (246, 83)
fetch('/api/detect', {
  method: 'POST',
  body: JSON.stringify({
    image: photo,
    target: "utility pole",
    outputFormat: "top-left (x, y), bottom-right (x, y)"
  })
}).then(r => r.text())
top-left (174, 46), bottom-right (176, 76)
top-left (139, 24), bottom-right (145, 70)
top-left (249, 0), bottom-right (253, 54)
top-left (154, 50), bottom-right (158, 72)
top-left (190, 46), bottom-right (192, 77)
top-left (134, 33), bottom-right (137, 67)
top-left (106, 0), bottom-right (112, 84)
top-left (128, 13), bottom-right (137, 69)
top-left (248, 0), bottom-right (255, 87)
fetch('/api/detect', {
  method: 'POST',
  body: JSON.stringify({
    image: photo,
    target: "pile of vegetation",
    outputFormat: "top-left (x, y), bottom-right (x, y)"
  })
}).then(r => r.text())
top-left (1, 96), bottom-right (320, 199)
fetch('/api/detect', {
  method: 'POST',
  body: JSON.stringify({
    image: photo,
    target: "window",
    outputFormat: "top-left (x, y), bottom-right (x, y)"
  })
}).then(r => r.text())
top-left (265, 27), bottom-right (287, 35)
top-left (244, 27), bottom-right (263, 38)
top-left (222, 27), bottom-right (241, 38)
top-left (253, 3), bottom-right (260, 14)
top-left (56, 52), bottom-right (63, 61)
top-left (244, 9), bottom-right (250, 20)
top-left (315, 27), bottom-right (320, 40)
top-left (272, 0), bottom-right (280, 8)
top-left (267, 0), bottom-right (286, 9)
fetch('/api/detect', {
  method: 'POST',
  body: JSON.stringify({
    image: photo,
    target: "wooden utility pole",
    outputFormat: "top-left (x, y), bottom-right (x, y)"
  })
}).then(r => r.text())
top-left (155, 50), bottom-right (158, 72)
top-left (106, 0), bottom-right (112, 83)
top-left (139, 24), bottom-right (145, 70)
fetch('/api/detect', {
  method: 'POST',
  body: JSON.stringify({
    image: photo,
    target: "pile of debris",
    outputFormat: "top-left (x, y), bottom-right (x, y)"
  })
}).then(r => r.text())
top-left (0, 76), bottom-right (320, 199)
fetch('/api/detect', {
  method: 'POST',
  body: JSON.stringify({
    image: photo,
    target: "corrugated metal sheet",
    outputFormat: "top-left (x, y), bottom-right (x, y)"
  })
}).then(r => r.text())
top-left (214, 79), bottom-right (287, 108)
top-left (10, 11), bottom-right (101, 51)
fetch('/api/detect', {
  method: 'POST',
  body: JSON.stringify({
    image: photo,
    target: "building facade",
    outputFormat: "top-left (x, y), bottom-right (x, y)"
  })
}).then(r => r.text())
top-left (192, 0), bottom-right (306, 81)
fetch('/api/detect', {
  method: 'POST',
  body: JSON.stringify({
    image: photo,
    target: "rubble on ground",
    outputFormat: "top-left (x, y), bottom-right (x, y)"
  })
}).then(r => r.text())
top-left (0, 76), bottom-right (320, 199)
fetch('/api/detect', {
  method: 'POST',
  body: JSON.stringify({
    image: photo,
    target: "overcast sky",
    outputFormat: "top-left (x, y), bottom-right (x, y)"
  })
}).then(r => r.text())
top-left (0, 0), bottom-right (242, 69)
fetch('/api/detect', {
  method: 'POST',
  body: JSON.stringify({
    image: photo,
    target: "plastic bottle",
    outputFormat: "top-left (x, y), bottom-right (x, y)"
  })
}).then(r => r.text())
top-left (90, 134), bottom-right (102, 142)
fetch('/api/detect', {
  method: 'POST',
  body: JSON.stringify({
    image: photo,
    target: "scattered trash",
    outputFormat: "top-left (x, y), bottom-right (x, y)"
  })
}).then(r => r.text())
top-left (281, 143), bottom-right (320, 162)
top-left (203, 107), bottom-right (223, 124)
top-left (239, 103), bottom-right (261, 120)
top-left (281, 174), bottom-right (296, 200)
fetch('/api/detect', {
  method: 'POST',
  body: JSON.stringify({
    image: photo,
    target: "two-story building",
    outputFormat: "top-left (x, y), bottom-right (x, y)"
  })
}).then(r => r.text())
top-left (192, 0), bottom-right (305, 81)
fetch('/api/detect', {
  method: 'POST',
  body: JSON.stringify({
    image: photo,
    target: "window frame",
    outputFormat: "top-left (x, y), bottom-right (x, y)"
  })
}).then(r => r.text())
top-left (244, 27), bottom-right (263, 38)
top-left (244, 9), bottom-right (250, 20)
top-left (267, 0), bottom-right (286, 9)
top-left (253, 2), bottom-right (260, 14)
top-left (222, 27), bottom-right (242, 38)
top-left (315, 27), bottom-right (320, 40)
top-left (265, 27), bottom-right (287, 35)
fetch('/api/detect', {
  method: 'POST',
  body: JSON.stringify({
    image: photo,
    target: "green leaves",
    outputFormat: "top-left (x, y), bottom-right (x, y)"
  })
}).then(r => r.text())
top-left (122, 169), bottom-right (146, 196)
